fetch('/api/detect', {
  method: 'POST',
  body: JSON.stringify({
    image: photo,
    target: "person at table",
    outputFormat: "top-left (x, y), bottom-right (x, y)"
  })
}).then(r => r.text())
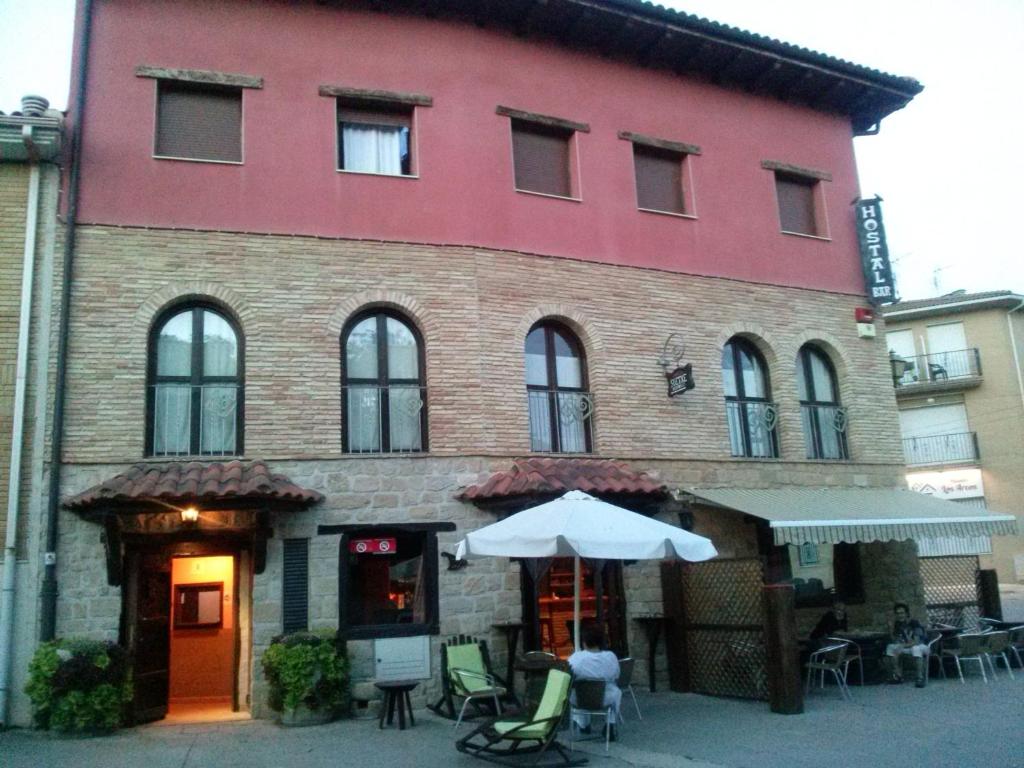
top-left (809, 600), bottom-right (848, 648)
top-left (568, 624), bottom-right (621, 738)
top-left (884, 602), bottom-right (929, 687)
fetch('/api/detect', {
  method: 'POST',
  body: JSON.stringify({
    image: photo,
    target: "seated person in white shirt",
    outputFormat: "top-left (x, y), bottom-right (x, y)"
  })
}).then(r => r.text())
top-left (567, 624), bottom-right (621, 737)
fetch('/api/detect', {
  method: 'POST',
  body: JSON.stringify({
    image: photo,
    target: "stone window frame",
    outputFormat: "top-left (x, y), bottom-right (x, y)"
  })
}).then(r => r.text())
top-left (318, 522), bottom-right (455, 640)
top-left (319, 85), bottom-right (433, 179)
top-left (761, 160), bottom-right (832, 241)
top-left (498, 106), bottom-right (589, 202)
top-left (619, 131), bottom-right (701, 219)
top-left (136, 66), bottom-right (263, 165)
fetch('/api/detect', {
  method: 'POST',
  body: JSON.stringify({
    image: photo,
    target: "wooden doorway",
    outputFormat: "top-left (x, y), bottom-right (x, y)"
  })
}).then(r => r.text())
top-left (121, 541), bottom-right (250, 724)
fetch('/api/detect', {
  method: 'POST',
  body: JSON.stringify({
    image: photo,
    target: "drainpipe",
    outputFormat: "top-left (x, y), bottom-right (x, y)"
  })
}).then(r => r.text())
top-left (0, 126), bottom-right (43, 726)
top-left (1008, 297), bottom-right (1024, 416)
top-left (40, 0), bottom-right (94, 642)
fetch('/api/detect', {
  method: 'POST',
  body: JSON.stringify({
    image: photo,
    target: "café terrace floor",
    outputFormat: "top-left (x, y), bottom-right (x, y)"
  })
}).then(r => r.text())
top-left (4, 662), bottom-right (1022, 768)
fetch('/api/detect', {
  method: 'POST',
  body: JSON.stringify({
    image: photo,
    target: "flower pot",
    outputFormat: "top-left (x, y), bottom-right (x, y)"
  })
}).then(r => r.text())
top-left (277, 703), bottom-right (335, 727)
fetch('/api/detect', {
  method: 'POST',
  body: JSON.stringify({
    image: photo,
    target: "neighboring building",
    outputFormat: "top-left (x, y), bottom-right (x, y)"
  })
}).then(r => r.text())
top-left (8, 0), bottom-right (1014, 726)
top-left (0, 97), bottom-right (63, 726)
top-left (883, 291), bottom-right (1024, 582)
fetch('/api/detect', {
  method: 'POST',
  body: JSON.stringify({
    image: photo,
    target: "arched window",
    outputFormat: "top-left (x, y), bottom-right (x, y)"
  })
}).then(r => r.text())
top-left (525, 322), bottom-right (592, 453)
top-left (147, 304), bottom-right (243, 456)
top-left (721, 338), bottom-right (778, 458)
top-left (342, 310), bottom-right (426, 453)
top-left (797, 345), bottom-right (848, 460)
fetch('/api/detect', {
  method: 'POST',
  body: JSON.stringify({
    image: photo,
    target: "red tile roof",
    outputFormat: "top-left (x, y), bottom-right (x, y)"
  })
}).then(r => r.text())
top-left (63, 460), bottom-right (323, 512)
top-left (458, 458), bottom-right (667, 502)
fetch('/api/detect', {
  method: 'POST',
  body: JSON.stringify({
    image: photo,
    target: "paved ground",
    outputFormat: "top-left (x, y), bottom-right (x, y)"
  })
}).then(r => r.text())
top-left (3, 669), bottom-right (1022, 768)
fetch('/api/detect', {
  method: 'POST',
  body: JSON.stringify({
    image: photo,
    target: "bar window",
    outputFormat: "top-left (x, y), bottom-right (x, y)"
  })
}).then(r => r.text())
top-left (155, 80), bottom-right (242, 163)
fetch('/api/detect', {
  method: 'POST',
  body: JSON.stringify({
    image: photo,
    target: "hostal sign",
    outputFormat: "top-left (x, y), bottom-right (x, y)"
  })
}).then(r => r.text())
top-left (856, 197), bottom-right (896, 305)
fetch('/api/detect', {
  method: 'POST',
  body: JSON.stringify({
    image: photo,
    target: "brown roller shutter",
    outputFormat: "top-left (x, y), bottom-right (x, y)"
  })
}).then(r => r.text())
top-left (156, 81), bottom-right (242, 162)
top-left (337, 105), bottom-right (410, 128)
top-left (775, 173), bottom-right (818, 235)
top-left (634, 145), bottom-right (684, 213)
top-left (511, 120), bottom-right (572, 197)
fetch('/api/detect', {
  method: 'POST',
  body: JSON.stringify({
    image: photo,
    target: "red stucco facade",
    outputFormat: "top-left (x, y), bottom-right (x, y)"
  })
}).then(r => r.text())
top-left (74, 0), bottom-right (866, 294)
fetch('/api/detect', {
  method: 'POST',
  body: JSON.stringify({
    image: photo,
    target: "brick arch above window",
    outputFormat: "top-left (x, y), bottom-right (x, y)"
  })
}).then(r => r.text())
top-left (785, 331), bottom-right (853, 392)
top-left (327, 289), bottom-right (437, 346)
top-left (714, 323), bottom-right (781, 371)
top-left (517, 304), bottom-right (604, 373)
top-left (136, 281), bottom-right (256, 333)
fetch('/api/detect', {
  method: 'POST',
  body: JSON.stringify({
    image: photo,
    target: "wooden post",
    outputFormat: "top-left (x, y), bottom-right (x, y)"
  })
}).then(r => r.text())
top-left (762, 584), bottom-right (803, 715)
top-left (660, 561), bottom-right (690, 692)
top-left (978, 569), bottom-right (1003, 621)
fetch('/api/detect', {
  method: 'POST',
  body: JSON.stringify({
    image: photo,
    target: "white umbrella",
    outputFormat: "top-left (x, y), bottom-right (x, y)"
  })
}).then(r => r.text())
top-left (455, 490), bottom-right (717, 651)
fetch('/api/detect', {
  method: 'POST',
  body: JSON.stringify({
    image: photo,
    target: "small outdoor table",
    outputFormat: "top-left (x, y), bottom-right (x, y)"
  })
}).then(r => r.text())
top-left (632, 615), bottom-right (666, 692)
top-left (375, 680), bottom-right (418, 730)
top-left (834, 631), bottom-right (888, 684)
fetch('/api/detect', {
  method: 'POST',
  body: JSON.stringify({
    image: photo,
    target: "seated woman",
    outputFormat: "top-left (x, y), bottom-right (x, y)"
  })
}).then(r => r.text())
top-left (567, 624), bottom-right (621, 737)
top-left (809, 600), bottom-right (849, 648)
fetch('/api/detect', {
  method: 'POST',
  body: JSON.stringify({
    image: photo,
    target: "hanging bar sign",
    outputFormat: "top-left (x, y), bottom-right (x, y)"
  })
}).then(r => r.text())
top-left (666, 364), bottom-right (695, 397)
top-left (856, 196), bottom-right (896, 305)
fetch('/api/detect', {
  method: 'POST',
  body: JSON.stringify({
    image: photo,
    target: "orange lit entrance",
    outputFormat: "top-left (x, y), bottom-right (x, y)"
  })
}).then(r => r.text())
top-left (167, 555), bottom-right (237, 721)
top-left (123, 543), bottom-right (253, 724)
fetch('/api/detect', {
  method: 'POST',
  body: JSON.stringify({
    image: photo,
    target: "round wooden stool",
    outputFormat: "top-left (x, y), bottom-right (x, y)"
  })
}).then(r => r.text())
top-left (375, 680), bottom-right (418, 730)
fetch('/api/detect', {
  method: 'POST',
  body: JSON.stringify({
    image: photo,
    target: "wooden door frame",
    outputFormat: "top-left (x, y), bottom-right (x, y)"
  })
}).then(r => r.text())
top-left (121, 536), bottom-right (251, 716)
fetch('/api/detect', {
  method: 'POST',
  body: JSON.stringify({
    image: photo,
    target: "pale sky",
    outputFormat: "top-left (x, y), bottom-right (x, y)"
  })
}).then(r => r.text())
top-left (1, 0), bottom-right (1021, 301)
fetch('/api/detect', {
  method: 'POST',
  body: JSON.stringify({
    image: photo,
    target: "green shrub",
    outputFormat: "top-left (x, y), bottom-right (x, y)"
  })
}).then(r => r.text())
top-left (262, 629), bottom-right (349, 716)
top-left (25, 639), bottom-right (132, 732)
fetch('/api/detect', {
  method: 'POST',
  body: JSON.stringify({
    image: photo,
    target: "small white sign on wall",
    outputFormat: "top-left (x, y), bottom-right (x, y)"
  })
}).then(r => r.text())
top-left (375, 636), bottom-right (431, 681)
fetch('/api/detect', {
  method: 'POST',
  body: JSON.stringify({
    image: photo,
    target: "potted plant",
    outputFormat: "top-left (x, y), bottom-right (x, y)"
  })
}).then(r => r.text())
top-left (262, 629), bottom-right (349, 726)
top-left (25, 638), bottom-right (132, 735)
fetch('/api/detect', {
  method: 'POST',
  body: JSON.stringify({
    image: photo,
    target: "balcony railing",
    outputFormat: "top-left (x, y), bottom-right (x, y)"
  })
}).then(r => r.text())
top-left (343, 384), bottom-right (426, 453)
top-left (726, 399), bottom-right (778, 458)
top-left (528, 389), bottom-right (594, 453)
top-left (903, 431), bottom-right (980, 467)
top-left (800, 404), bottom-right (849, 460)
top-left (151, 383), bottom-right (239, 457)
top-left (891, 348), bottom-right (982, 389)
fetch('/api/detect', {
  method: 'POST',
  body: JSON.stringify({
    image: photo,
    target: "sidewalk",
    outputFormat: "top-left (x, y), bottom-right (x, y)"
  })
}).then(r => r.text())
top-left (2, 672), bottom-right (1022, 768)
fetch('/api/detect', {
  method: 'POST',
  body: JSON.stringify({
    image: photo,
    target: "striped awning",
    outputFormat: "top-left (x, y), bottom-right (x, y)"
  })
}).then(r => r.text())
top-left (684, 488), bottom-right (1018, 546)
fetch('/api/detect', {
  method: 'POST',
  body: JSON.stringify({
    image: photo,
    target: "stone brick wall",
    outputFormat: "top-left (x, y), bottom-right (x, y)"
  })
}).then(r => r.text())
top-left (48, 223), bottom-right (913, 719)
top-left (0, 164), bottom-right (30, 543)
top-left (61, 225), bottom-right (905, 469)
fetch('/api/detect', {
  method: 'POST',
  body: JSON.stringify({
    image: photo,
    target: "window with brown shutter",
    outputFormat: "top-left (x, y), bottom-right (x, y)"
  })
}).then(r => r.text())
top-left (155, 81), bottom-right (242, 163)
top-left (634, 145), bottom-right (685, 214)
top-left (511, 120), bottom-right (573, 198)
top-left (775, 172), bottom-right (819, 236)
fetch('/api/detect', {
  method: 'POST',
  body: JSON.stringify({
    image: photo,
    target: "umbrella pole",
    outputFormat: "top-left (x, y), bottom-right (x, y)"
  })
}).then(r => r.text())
top-left (573, 555), bottom-right (581, 652)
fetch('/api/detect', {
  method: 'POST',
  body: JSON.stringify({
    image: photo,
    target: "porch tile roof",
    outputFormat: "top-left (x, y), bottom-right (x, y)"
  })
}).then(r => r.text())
top-left (457, 458), bottom-right (668, 502)
top-left (63, 459), bottom-right (323, 511)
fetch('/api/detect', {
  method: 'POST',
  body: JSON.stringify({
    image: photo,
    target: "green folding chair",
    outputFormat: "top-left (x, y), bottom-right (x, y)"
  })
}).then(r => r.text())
top-left (456, 668), bottom-right (586, 767)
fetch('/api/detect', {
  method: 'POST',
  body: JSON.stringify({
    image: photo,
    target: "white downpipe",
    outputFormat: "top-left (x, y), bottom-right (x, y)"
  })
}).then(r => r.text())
top-left (1007, 299), bottom-right (1024, 416)
top-left (0, 134), bottom-right (41, 726)
top-left (573, 555), bottom-right (581, 652)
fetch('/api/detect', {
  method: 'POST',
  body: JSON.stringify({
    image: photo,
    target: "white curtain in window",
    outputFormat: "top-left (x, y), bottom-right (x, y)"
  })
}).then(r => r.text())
top-left (343, 125), bottom-right (402, 175)
top-left (200, 385), bottom-right (237, 455)
top-left (153, 384), bottom-right (190, 455)
top-left (388, 386), bottom-right (422, 452)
